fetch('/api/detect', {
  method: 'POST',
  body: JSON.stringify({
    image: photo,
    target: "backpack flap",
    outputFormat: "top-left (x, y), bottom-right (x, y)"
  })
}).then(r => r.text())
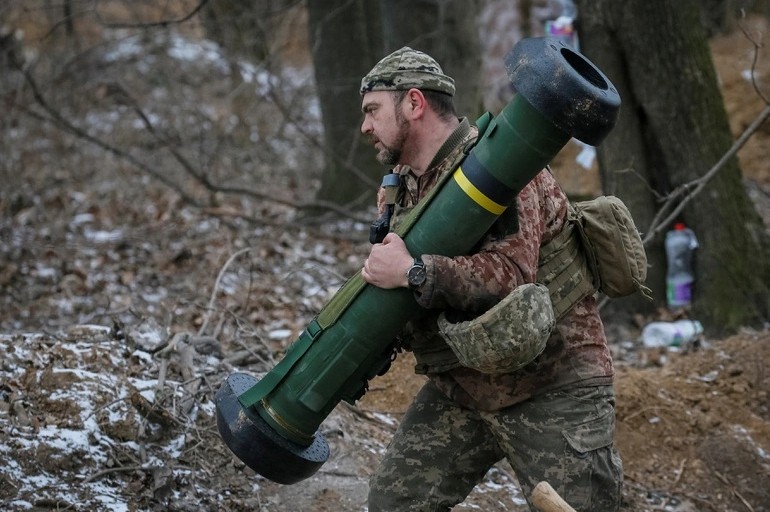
top-left (571, 196), bottom-right (651, 299)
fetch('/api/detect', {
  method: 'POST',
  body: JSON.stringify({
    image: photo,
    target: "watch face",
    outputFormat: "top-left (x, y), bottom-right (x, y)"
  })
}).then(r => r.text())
top-left (407, 264), bottom-right (427, 287)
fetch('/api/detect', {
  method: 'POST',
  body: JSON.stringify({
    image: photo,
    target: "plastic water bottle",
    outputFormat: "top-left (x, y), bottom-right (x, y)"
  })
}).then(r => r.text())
top-left (545, 0), bottom-right (579, 49)
top-left (641, 320), bottom-right (703, 347)
top-left (665, 223), bottom-right (698, 308)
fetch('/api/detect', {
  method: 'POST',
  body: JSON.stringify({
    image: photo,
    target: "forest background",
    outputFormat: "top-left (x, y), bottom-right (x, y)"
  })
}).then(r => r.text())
top-left (1, 1), bottom-right (770, 511)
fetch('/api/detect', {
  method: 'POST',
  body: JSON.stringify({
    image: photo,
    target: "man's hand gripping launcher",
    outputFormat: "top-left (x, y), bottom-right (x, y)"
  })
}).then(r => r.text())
top-left (215, 38), bottom-right (621, 484)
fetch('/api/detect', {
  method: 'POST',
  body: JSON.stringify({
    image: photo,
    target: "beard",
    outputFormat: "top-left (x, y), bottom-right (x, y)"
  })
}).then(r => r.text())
top-left (374, 116), bottom-right (409, 166)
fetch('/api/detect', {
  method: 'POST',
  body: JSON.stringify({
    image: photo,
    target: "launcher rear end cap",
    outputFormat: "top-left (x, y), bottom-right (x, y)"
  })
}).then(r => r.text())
top-left (215, 373), bottom-right (330, 485)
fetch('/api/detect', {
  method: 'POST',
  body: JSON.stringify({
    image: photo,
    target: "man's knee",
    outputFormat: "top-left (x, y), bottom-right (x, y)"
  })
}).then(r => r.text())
top-left (499, 386), bottom-right (623, 510)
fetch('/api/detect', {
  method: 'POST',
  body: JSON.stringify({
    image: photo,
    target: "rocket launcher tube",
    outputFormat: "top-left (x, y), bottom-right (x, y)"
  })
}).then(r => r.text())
top-left (215, 37), bottom-right (621, 485)
top-left (238, 95), bottom-right (567, 445)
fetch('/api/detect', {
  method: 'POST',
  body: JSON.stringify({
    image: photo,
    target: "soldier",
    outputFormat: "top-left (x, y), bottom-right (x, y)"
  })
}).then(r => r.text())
top-left (359, 46), bottom-right (623, 511)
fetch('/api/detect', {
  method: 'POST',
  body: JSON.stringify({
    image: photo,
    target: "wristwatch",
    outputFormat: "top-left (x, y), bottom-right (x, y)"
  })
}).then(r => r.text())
top-left (406, 257), bottom-right (427, 289)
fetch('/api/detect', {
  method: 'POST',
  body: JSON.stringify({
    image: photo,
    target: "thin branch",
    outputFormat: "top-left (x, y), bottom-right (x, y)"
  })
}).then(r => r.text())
top-left (263, 71), bottom-right (380, 194)
top-left (82, 464), bottom-right (177, 484)
top-left (13, 66), bottom-right (204, 207)
top-left (643, 104), bottom-right (770, 244)
top-left (96, 0), bottom-right (211, 29)
top-left (12, 59), bottom-right (372, 225)
top-left (738, 9), bottom-right (769, 104)
top-left (198, 247), bottom-right (253, 337)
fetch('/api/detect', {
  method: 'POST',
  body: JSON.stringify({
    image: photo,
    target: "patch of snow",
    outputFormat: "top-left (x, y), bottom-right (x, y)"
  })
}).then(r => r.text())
top-left (269, 328), bottom-right (293, 340)
top-left (84, 228), bottom-right (125, 243)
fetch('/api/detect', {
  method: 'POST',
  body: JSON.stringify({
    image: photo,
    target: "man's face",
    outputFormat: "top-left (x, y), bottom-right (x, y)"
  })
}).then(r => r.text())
top-left (361, 91), bottom-right (410, 165)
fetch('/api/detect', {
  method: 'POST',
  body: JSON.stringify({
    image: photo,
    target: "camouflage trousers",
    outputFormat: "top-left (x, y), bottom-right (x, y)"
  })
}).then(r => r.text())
top-left (368, 381), bottom-right (623, 511)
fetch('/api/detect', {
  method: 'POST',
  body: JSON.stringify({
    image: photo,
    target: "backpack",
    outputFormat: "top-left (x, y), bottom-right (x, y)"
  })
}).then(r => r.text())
top-left (569, 196), bottom-right (651, 299)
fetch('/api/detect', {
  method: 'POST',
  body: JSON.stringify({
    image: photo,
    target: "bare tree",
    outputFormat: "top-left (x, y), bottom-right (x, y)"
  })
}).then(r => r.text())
top-left (305, 0), bottom-right (485, 209)
top-left (576, 0), bottom-right (770, 334)
top-left (379, 0), bottom-right (483, 119)
top-left (306, 0), bottom-right (384, 210)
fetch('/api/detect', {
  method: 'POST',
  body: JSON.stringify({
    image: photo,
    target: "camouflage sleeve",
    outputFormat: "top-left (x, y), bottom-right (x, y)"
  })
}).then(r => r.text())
top-left (415, 169), bottom-right (568, 314)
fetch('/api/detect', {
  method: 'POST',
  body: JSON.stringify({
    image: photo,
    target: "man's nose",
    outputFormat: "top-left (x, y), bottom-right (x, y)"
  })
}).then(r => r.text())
top-left (361, 116), bottom-right (372, 134)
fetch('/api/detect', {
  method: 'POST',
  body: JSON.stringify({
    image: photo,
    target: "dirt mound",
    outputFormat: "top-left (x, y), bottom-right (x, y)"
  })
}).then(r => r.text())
top-left (617, 330), bottom-right (770, 511)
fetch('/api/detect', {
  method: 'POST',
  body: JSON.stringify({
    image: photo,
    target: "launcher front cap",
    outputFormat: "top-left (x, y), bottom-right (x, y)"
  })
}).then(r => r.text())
top-left (215, 373), bottom-right (330, 484)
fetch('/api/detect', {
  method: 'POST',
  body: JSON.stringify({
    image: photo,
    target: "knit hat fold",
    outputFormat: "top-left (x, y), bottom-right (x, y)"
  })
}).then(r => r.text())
top-left (360, 46), bottom-right (455, 96)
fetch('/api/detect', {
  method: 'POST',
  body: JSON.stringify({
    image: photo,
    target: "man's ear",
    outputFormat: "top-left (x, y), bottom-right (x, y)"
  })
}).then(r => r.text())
top-left (405, 88), bottom-right (426, 119)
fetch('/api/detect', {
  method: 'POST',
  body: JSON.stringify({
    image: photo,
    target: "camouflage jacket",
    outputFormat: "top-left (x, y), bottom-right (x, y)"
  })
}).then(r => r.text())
top-left (390, 118), bottom-right (614, 412)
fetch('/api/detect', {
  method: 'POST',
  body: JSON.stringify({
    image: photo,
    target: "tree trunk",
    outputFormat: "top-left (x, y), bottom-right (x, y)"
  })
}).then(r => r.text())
top-left (379, 0), bottom-right (483, 119)
top-left (700, 0), bottom-right (733, 36)
top-left (576, 0), bottom-right (770, 334)
top-left (306, 0), bottom-right (384, 210)
top-left (307, 0), bottom-right (484, 209)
